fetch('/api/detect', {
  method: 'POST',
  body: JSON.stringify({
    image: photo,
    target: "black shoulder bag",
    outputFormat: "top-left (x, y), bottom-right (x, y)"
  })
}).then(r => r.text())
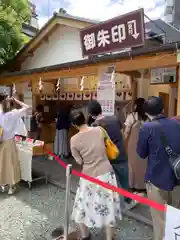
top-left (156, 121), bottom-right (180, 181)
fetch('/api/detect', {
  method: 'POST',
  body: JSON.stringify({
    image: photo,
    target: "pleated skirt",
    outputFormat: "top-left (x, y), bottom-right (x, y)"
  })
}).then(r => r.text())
top-left (0, 138), bottom-right (21, 185)
top-left (54, 129), bottom-right (69, 156)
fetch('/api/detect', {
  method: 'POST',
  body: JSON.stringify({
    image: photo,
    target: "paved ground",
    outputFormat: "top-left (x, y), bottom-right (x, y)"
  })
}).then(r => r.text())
top-left (0, 182), bottom-right (152, 240)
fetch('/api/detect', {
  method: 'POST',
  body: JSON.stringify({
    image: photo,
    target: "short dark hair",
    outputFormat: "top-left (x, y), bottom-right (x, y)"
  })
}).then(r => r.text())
top-left (88, 100), bottom-right (102, 117)
top-left (70, 109), bottom-right (86, 126)
top-left (143, 96), bottom-right (164, 116)
top-left (134, 98), bottom-right (147, 121)
top-left (36, 104), bottom-right (43, 112)
top-left (0, 94), bottom-right (9, 113)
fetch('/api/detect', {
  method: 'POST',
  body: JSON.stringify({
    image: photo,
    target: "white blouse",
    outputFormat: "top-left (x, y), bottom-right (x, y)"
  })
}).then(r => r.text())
top-left (12, 109), bottom-right (27, 136)
top-left (0, 108), bottom-right (28, 140)
top-left (124, 112), bottom-right (138, 127)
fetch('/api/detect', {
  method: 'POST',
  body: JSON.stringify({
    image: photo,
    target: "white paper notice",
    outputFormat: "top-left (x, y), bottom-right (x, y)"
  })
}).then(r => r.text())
top-left (97, 66), bottom-right (116, 116)
top-left (97, 85), bottom-right (115, 116)
top-left (164, 205), bottom-right (180, 240)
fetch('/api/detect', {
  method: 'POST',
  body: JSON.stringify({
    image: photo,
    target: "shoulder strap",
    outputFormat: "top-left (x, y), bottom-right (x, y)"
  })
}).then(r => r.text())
top-left (132, 112), bottom-right (136, 121)
top-left (99, 126), bottom-right (109, 139)
top-left (131, 112), bottom-right (137, 126)
top-left (127, 113), bottom-right (137, 134)
top-left (154, 121), bottom-right (173, 156)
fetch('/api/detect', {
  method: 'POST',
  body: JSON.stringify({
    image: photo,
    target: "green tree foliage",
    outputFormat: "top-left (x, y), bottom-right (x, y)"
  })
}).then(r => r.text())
top-left (0, 0), bottom-right (31, 65)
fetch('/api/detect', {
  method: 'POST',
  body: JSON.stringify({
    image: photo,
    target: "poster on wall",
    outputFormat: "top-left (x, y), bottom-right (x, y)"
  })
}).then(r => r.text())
top-left (97, 66), bottom-right (116, 116)
top-left (97, 86), bottom-right (115, 116)
top-left (0, 86), bottom-right (11, 96)
top-left (151, 67), bottom-right (176, 84)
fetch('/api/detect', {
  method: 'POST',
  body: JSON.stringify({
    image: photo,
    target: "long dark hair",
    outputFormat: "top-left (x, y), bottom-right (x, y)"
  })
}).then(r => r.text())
top-left (70, 109), bottom-right (86, 127)
top-left (134, 98), bottom-right (147, 121)
top-left (87, 115), bottom-right (95, 126)
top-left (0, 94), bottom-right (9, 113)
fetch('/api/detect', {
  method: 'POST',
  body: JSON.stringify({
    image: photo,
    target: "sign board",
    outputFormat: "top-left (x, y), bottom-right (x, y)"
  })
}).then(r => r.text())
top-left (97, 66), bottom-right (115, 116)
top-left (99, 66), bottom-right (115, 85)
top-left (165, 205), bottom-right (180, 240)
top-left (151, 67), bottom-right (176, 84)
top-left (80, 9), bottom-right (145, 57)
top-left (97, 86), bottom-right (115, 116)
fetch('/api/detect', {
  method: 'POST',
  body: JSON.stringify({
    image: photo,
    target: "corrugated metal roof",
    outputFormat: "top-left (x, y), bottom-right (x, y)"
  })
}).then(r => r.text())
top-left (146, 19), bottom-right (180, 43)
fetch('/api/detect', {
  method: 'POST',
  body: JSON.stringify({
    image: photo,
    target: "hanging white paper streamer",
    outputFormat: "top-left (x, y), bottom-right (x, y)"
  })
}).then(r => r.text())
top-left (80, 76), bottom-right (85, 91)
top-left (56, 78), bottom-right (60, 91)
top-left (12, 83), bottom-right (17, 95)
top-left (38, 77), bottom-right (43, 92)
top-left (110, 70), bottom-right (116, 87)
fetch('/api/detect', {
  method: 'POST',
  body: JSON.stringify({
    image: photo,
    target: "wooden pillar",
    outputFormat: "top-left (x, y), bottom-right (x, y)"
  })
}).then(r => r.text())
top-left (137, 71), bottom-right (143, 98)
top-left (177, 64), bottom-right (180, 116)
top-left (137, 70), bottom-right (150, 100)
top-left (168, 87), bottom-right (175, 117)
top-left (31, 79), bottom-right (37, 111)
top-left (131, 76), bottom-right (137, 105)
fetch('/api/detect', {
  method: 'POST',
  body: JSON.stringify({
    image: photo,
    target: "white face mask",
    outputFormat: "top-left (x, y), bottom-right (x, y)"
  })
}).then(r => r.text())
top-left (91, 116), bottom-right (97, 120)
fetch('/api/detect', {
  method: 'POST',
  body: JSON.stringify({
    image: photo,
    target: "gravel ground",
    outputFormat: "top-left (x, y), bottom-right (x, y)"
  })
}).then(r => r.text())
top-left (0, 183), bottom-right (152, 240)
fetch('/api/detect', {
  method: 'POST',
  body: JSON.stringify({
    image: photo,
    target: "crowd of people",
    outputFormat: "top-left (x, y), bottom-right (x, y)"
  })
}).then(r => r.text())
top-left (65, 97), bottom-right (180, 240)
top-left (0, 92), bottom-right (180, 240)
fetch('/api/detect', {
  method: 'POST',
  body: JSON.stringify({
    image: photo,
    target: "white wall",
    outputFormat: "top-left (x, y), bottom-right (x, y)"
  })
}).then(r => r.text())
top-left (21, 25), bottom-right (86, 70)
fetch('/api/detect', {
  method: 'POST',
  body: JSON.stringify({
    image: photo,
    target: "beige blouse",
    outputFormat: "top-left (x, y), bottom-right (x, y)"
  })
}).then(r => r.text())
top-left (70, 127), bottom-right (113, 177)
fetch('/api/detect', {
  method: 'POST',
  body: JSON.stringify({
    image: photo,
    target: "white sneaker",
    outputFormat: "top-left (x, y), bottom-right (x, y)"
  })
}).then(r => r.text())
top-left (0, 185), bottom-right (8, 192)
top-left (124, 200), bottom-right (138, 211)
top-left (8, 186), bottom-right (16, 195)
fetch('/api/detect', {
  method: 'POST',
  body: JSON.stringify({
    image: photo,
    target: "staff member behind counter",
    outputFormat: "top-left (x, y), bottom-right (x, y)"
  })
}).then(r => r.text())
top-left (54, 105), bottom-right (71, 159)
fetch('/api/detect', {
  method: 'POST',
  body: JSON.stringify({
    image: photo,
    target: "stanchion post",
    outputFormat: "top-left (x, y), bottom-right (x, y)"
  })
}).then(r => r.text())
top-left (64, 164), bottom-right (72, 240)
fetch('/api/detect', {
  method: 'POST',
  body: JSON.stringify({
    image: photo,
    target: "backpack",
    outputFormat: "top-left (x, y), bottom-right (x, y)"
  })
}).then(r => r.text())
top-left (156, 120), bottom-right (180, 182)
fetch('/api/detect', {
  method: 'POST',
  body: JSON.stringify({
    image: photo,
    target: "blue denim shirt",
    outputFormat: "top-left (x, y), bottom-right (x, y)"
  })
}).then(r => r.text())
top-left (137, 115), bottom-right (180, 191)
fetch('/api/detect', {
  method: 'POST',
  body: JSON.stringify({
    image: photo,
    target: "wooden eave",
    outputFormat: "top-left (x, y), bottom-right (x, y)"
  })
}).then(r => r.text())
top-left (0, 49), bottom-right (177, 85)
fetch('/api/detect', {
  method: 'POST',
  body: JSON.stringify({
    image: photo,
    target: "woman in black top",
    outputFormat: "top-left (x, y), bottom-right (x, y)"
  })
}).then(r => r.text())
top-left (54, 105), bottom-right (70, 158)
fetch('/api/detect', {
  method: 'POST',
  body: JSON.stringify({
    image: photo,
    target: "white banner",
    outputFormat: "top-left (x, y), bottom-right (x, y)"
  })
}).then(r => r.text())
top-left (97, 85), bottom-right (115, 116)
top-left (97, 66), bottom-right (116, 116)
top-left (165, 205), bottom-right (180, 240)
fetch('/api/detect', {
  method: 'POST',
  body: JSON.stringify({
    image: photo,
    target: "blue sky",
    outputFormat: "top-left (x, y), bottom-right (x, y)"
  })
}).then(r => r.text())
top-left (31, 0), bottom-right (165, 28)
